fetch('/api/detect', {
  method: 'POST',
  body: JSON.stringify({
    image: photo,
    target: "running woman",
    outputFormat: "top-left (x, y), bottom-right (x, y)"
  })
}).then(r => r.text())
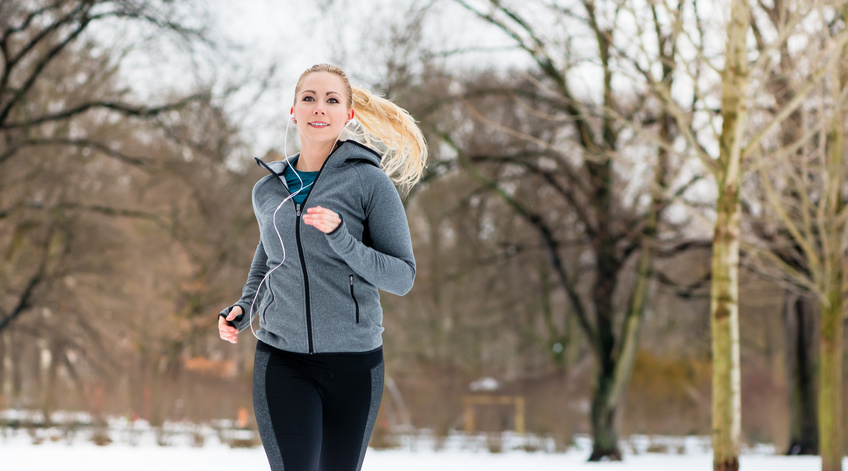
top-left (217, 63), bottom-right (426, 471)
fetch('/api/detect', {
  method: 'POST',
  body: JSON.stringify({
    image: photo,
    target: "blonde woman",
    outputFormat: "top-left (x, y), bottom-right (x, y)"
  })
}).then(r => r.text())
top-left (217, 64), bottom-right (426, 471)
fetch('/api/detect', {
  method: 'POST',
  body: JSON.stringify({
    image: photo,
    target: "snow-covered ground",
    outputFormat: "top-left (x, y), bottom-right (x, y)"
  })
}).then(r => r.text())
top-left (2, 438), bottom-right (834, 471)
top-left (0, 444), bottom-right (827, 471)
top-left (2, 427), bottom-right (840, 471)
top-left (0, 412), bottom-right (841, 471)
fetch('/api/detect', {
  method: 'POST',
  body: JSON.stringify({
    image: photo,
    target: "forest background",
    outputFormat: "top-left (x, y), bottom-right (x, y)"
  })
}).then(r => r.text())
top-left (1, 0), bottom-right (847, 466)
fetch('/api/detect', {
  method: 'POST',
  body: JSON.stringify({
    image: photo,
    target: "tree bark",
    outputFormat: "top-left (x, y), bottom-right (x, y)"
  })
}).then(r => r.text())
top-left (589, 373), bottom-right (621, 461)
top-left (819, 61), bottom-right (845, 470)
top-left (819, 292), bottom-right (843, 471)
top-left (710, 184), bottom-right (742, 471)
top-left (589, 244), bottom-right (652, 461)
top-left (784, 293), bottom-right (818, 455)
top-left (711, 1), bottom-right (749, 469)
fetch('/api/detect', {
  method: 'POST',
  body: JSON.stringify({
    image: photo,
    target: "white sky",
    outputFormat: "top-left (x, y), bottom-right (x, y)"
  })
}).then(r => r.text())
top-left (100, 1), bottom-right (368, 161)
top-left (201, 0), bottom-right (537, 160)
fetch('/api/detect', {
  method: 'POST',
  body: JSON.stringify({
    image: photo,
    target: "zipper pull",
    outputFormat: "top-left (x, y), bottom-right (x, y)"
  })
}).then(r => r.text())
top-left (349, 275), bottom-right (354, 286)
top-left (296, 203), bottom-right (301, 217)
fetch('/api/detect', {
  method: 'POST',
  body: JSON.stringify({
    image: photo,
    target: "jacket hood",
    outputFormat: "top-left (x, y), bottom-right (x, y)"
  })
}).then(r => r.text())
top-left (255, 140), bottom-right (381, 176)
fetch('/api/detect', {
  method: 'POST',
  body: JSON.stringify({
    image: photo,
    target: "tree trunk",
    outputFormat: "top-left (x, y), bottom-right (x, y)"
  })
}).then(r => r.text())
top-left (587, 231), bottom-right (623, 460)
top-left (818, 294), bottom-right (843, 471)
top-left (711, 1), bottom-right (749, 470)
top-left (784, 293), bottom-right (818, 455)
top-left (589, 369), bottom-right (621, 461)
top-left (10, 333), bottom-right (22, 405)
top-left (819, 64), bottom-right (845, 471)
top-left (604, 95), bottom-right (668, 442)
top-left (41, 343), bottom-right (59, 427)
top-left (587, 188), bottom-right (657, 463)
top-left (0, 331), bottom-right (5, 406)
top-left (588, 255), bottom-right (650, 463)
top-left (710, 184), bottom-right (742, 471)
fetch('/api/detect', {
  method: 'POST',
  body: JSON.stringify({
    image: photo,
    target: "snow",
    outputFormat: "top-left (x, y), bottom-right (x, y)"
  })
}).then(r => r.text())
top-left (0, 414), bottom-right (839, 471)
top-left (1, 427), bottom-right (840, 471)
top-left (1, 439), bottom-right (832, 471)
top-left (469, 376), bottom-right (501, 392)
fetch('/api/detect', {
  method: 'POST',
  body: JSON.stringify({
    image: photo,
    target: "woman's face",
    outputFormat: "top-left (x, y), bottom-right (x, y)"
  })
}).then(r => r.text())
top-left (292, 72), bottom-right (353, 145)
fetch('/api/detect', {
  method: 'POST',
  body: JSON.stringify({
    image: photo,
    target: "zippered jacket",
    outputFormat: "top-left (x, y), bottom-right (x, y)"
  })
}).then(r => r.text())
top-left (219, 140), bottom-right (416, 353)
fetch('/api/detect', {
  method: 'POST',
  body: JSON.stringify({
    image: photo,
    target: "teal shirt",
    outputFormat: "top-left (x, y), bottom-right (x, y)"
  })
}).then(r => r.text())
top-left (283, 159), bottom-right (319, 206)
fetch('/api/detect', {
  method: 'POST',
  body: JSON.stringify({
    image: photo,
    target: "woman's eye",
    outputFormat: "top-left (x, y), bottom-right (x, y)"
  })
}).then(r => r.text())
top-left (303, 96), bottom-right (314, 102)
top-left (328, 98), bottom-right (339, 104)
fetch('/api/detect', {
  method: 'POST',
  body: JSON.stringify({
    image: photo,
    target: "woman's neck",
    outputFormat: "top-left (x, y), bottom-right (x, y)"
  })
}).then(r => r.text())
top-left (295, 140), bottom-right (337, 172)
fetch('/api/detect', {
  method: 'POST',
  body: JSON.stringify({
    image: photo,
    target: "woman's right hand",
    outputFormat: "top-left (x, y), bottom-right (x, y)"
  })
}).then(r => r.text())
top-left (218, 306), bottom-right (243, 344)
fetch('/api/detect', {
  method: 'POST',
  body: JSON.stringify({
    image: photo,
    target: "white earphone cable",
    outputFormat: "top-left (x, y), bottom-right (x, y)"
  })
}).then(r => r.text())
top-left (244, 116), bottom-right (353, 340)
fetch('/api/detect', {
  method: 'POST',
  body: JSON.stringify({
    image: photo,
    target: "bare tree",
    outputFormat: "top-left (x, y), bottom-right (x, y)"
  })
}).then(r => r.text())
top-left (0, 0), bottom-right (267, 423)
top-left (0, 0), bottom-right (214, 330)
top-left (745, 13), bottom-right (848, 469)
top-left (417, 0), bottom-right (705, 460)
top-left (746, 0), bottom-right (822, 454)
top-left (612, 2), bottom-right (848, 468)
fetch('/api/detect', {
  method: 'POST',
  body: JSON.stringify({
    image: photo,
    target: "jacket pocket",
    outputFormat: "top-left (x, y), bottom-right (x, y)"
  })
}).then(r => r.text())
top-left (349, 275), bottom-right (360, 324)
top-left (260, 285), bottom-right (274, 325)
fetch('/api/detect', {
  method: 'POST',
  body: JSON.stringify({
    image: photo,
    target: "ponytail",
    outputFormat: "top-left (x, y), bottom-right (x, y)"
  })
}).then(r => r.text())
top-left (294, 64), bottom-right (427, 194)
top-left (349, 88), bottom-right (427, 194)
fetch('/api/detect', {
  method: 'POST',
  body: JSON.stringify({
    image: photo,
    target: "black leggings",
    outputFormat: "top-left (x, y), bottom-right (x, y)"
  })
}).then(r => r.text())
top-left (253, 340), bottom-right (384, 471)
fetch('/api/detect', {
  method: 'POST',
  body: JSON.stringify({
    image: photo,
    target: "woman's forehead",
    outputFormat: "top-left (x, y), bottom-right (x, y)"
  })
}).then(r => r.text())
top-left (299, 72), bottom-right (346, 94)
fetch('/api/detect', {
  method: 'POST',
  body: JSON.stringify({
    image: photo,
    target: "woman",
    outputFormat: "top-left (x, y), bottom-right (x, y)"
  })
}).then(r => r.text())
top-left (217, 64), bottom-right (426, 471)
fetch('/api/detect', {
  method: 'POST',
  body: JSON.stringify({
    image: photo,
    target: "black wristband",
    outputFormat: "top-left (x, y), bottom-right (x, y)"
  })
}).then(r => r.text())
top-left (218, 311), bottom-right (235, 327)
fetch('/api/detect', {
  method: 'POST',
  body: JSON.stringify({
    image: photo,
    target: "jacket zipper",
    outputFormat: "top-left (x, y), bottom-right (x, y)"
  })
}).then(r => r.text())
top-left (295, 202), bottom-right (315, 353)
top-left (257, 149), bottom-right (341, 354)
top-left (293, 147), bottom-right (345, 353)
top-left (349, 275), bottom-right (360, 324)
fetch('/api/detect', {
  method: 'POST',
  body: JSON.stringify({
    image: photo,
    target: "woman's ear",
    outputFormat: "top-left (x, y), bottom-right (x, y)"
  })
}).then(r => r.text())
top-left (348, 109), bottom-right (355, 122)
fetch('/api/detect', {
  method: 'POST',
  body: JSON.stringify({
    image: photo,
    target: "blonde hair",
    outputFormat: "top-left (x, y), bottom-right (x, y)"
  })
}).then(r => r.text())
top-left (294, 64), bottom-right (427, 193)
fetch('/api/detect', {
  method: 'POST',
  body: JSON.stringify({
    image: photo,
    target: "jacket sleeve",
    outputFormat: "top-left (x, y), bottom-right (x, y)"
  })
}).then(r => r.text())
top-left (219, 240), bottom-right (269, 331)
top-left (325, 172), bottom-right (416, 295)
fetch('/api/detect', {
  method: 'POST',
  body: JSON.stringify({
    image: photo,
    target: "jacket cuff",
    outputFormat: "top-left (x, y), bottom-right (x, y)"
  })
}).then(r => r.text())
top-left (219, 304), bottom-right (246, 327)
top-left (326, 216), bottom-right (346, 238)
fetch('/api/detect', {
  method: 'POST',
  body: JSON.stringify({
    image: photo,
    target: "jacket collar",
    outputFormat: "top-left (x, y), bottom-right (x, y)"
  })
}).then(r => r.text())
top-left (254, 140), bottom-right (381, 177)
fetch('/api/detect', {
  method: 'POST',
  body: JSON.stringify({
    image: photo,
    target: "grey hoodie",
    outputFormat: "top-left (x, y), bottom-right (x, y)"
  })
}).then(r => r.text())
top-left (220, 140), bottom-right (416, 354)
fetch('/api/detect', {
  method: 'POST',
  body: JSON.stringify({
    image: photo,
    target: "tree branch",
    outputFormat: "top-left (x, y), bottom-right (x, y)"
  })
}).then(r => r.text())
top-left (0, 92), bottom-right (211, 130)
top-left (469, 153), bottom-right (597, 238)
top-left (0, 225), bottom-right (52, 332)
top-left (653, 267), bottom-right (711, 299)
top-left (23, 137), bottom-right (154, 167)
top-left (0, 2), bottom-right (93, 125)
top-left (438, 129), bottom-right (598, 351)
top-left (57, 202), bottom-right (172, 230)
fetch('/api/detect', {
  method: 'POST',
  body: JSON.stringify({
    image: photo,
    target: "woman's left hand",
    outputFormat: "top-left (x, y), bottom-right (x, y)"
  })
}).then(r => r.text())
top-left (303, 205), bottom-right (341, 233)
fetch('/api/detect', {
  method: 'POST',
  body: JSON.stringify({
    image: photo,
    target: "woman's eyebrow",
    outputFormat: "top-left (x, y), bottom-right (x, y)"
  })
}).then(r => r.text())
top-left (300, 90), bottom-right (341, 96)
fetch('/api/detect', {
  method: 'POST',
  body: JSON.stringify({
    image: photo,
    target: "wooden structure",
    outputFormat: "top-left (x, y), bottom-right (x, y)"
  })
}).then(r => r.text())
top-left (462, 394), bottom-right (525, 434)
